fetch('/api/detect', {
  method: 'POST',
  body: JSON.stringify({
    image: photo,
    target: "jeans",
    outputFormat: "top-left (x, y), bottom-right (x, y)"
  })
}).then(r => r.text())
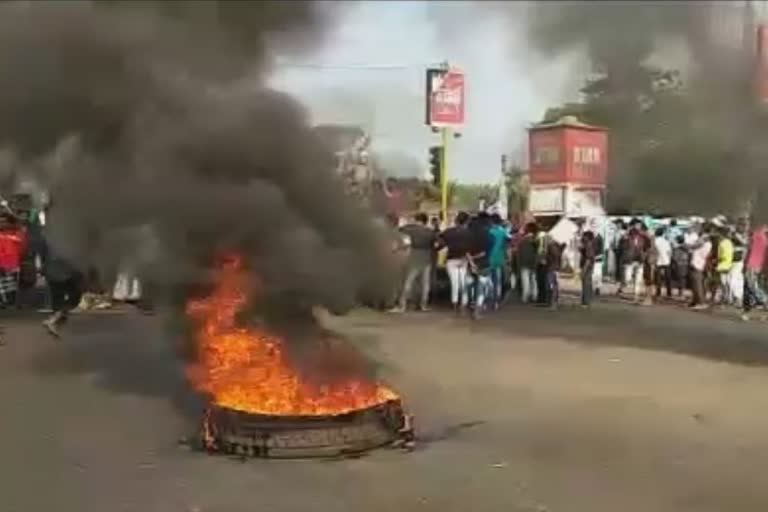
top-left (622, 262), bottom-right (644, 299)
top-left (445, 258), bottom-right (468, 307)
top-left (743, 268), bottom-right (766, 312)
top-left (546, 270), bottom-right (559, 306)
top-left (490, 266), bottom-right (504, 307)
top-left (399, 263), bottom-right (431, 309)
top-left (520, 267), bottom-right (538, 303)
top-left (470, 272), bottom-right (492, 311)
top-left (581, 262), bottom-right (594, 305)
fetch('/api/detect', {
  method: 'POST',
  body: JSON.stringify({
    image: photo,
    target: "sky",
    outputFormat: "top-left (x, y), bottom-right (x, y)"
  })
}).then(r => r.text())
top-left (269, 1), bottom-right (584, 184)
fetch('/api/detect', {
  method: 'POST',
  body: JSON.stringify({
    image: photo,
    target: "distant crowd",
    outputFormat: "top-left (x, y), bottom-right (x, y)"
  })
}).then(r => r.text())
top-left (383, 211), bottom-right (768, 322)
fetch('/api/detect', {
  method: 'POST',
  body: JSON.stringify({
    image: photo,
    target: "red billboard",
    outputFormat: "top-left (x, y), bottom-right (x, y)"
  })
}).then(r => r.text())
top-left (425, 67), bottom-right (465, 127)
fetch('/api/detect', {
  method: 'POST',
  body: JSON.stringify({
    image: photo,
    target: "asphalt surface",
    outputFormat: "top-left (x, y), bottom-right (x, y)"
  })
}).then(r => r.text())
top-left (2, 300), bottom-right (768, 512)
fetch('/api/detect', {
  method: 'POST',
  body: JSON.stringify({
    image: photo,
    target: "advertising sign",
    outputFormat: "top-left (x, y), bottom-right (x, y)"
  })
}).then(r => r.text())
top-left (425, 67), bottom-right (465, 127)
top-left (529, 186), bottom-right (565, 214)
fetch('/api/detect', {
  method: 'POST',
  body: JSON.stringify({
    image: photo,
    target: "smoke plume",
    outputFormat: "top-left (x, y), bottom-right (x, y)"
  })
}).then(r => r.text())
top-left (525, 1), bottom-right (768, 217)
top-left (0, 1), bottom-right (395, 327)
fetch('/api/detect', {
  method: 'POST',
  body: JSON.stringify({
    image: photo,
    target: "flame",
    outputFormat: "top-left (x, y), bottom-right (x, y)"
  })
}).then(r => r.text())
top-left (186, 254), bottom-right (398, 416)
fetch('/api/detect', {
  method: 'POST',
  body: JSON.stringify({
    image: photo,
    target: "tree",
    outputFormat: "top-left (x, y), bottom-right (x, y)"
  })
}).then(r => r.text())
top-left (504, 166), bottom-right (529, 218)
top-left (544, 62), bottom-right (756, 216)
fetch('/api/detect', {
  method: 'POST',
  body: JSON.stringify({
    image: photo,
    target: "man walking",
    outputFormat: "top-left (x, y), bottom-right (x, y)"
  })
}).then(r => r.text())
top-left (620, 221), bottom-right (647, 303)
top-left (439, 211), bottom-right (471, 313)
top-left (488, 214), bottom-right (509, 310)
top-left (39, 235), bottom-right (84, 338)
top-left (390, 212), bottom-right (437, 312)
top-left (467, 213), bottom-right (493, 319)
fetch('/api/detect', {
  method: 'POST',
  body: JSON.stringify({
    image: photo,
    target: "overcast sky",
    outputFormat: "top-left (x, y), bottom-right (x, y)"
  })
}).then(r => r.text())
top-left (269, 1), bottom-right (583, 184)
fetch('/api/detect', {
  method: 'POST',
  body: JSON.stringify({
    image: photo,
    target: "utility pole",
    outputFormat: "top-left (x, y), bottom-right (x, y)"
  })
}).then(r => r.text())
top-left (440, 126), bottom-right (449, 223)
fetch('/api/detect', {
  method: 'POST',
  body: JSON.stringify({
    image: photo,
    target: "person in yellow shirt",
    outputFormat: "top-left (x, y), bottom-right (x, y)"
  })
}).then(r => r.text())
top-left (715, 227), bottom-right (734, 305)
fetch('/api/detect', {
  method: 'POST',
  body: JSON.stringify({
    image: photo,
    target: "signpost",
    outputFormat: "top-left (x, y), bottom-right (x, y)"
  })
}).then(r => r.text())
top-left (425, 65), bottom-right (465, 223)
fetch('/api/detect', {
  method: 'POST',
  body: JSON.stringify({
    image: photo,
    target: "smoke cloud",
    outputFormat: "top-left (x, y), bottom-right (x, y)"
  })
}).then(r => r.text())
top-left (0, 1), bottom-right (395, 328)
top-left (525, 1), bottom-right (768, 217)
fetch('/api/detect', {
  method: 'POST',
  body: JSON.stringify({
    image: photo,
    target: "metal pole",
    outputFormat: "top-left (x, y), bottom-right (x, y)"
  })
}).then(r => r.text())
top-left (440, 126), bottom-right (449, 225)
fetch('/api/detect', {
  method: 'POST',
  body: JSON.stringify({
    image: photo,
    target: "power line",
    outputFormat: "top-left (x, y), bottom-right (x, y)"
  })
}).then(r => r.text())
top-left (275, 60), bottom-right (447, 71)
top-left (275, 63), bottom-right (415, 71)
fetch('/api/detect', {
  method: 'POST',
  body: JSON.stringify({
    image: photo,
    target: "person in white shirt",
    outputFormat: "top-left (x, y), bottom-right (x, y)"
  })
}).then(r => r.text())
top-left (654, 227), bottom-right (673, 298)
top-left (688, 226), bottom-right (713, 309)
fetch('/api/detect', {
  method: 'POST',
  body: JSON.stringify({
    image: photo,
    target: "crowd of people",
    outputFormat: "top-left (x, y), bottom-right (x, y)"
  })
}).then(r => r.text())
top-left (607, 216), bottom-right (768, 321)
top-left (385, 210), bottom-right (768, 322)
top-left (386, 211), bottom-right (565, 319)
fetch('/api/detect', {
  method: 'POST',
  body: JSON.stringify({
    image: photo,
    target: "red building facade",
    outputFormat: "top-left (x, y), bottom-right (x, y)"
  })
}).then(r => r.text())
top-left (528, 116), bottom-right (608, 217)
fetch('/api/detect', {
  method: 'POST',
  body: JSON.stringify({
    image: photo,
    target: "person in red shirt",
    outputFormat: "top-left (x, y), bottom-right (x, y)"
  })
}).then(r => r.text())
top-left (0, 213), bottom-right (27, 308)
top-left (742, 224), bottom-right (768, 320)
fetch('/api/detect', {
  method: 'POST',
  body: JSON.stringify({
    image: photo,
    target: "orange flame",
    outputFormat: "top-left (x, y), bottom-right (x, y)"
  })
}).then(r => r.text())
top-left (185, 254), bottom-right (398, 416)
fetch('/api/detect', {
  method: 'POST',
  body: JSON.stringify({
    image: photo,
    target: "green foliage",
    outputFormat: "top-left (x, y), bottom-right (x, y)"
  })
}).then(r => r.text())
top-left (448, 183), bottom-right (496, 211)
top-left (504, 167), bottom-right (529, 217)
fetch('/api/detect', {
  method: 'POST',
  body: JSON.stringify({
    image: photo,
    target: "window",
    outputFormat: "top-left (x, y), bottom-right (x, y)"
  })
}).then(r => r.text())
top-left (534, 146), bottom-right (560, 166)
top-left (573, 146), bottom-right (601, 165)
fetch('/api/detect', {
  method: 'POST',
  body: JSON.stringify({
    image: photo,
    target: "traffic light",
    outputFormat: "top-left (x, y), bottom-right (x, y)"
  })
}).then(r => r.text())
top-left (429, 145), bottom-right (443, 186)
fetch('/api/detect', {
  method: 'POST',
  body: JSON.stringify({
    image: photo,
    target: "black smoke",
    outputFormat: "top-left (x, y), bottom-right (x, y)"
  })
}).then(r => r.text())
top-left (0, 1), bottom-right (395, 327)
top-left (525, 1), bottom-right (768, 218)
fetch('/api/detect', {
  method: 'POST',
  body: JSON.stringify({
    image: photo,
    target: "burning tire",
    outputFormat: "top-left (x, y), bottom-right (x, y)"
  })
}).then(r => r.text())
top-left (199, 399), bottom-right (411, 459)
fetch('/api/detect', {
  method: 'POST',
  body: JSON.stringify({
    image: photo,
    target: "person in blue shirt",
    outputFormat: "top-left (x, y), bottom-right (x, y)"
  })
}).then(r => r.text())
top-left (488, 213), bottom-right (510, 310)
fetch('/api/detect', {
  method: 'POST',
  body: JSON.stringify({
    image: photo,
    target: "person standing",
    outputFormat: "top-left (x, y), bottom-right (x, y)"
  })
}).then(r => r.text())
top-left (688, 227), bottom-right (712, 310)
top-left (714, 227), bottom-right (734, 306)
top-left (390, 212), bottom-right (436, 312)
top-left (579, 230), bottom-right (597, 307)
top-left (613, 220), bottom-right (628, 292)
top-left (741, 224), bottom-right (768, 321)
top-left (654, 227), bottom-right (673, 299)
top-left (543, 235), bottom-right (563, 309)
top-left (620, 221), bottom-right (647, 303)
top-left (730, 222), bottom-right (748, 306)
top-left (487, 214), bottom-right (509, 310)
top-left (467, 213), bottom-right (493, 319)
top-left (517, 222), bottom-right (539, 304)
top-left (439, 211), bottom-right (471, 313)
top-left (671, 235), bottom-right (690, 297)
top-left (592, 229), bottom-right (605, 296)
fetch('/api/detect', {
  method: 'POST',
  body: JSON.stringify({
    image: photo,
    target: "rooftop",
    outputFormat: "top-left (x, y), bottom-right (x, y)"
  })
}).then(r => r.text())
top-left (530, 115), bottom-right (607, 132)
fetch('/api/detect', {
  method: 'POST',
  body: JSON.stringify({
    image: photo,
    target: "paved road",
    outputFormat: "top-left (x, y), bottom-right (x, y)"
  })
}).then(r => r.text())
top-left (2, 302), bottom-right (768, 512)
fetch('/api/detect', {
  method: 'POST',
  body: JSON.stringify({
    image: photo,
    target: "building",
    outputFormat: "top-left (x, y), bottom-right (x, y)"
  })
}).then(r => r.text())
top-left (527, 116), bottom-right (608, 219)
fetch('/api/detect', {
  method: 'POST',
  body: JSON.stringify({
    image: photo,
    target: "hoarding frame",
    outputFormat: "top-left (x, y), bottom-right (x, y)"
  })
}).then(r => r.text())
top-left (425, 67), bottom-right (465, 128)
